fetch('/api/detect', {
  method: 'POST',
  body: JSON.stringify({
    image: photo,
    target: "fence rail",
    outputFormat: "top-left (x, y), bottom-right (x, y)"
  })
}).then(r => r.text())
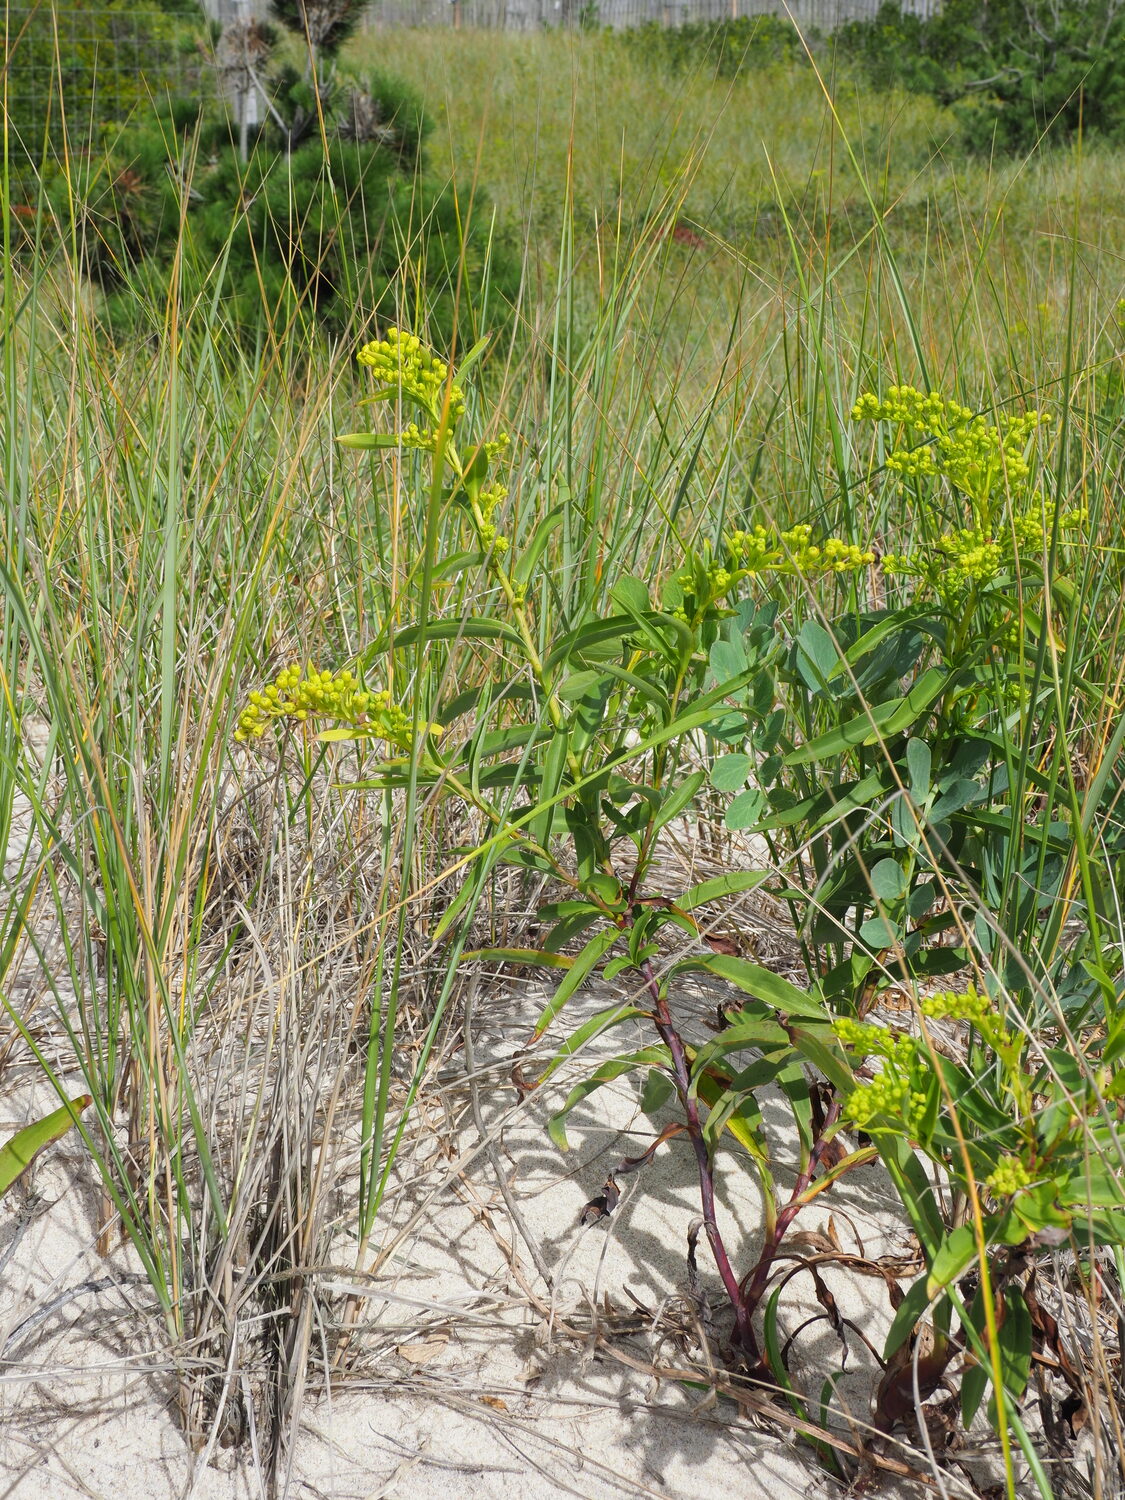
top-left (366, 0), bottom-right (939, 30)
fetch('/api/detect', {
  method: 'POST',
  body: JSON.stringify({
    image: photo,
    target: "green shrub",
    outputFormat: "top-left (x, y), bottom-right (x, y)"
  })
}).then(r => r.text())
top-left (836, 0), bottom-right (1125, 153)
top-left (65, 0), bottom-right (517, 345)
top-left (617, 15), bottom-right (816, 78)
top-left (4, 0), bottom-right (201, 162)
top-left (80, 94), bottom-right (515, 342)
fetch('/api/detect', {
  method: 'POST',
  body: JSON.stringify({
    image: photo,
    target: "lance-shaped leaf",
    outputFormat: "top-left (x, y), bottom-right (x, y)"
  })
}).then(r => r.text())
top-left (548, 1048), bottom-right (670, 1149)
top-left (676, 870), bottom-right (772, 911)
top-left (462, 947), bottom-right (574, 970)
top-left (0, 1096), bottom-right (91, 1197)
top-left (784, 666), bottom-right (950, 765)
top-left (669, 954), bottom-right (828, 1020)
top-left (532, 927), bottom-right (621, 1039)
top-left (538, 1004), bottom-right (650, 1086)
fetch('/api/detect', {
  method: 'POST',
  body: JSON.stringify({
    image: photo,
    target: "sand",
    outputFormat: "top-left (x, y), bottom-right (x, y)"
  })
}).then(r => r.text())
top-left (1, 766), bottom-right (961, 1500)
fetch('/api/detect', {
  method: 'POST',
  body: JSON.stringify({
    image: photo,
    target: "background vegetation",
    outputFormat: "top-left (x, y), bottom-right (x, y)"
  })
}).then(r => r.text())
top-left (3, 7), bottom-right (1125, 1497)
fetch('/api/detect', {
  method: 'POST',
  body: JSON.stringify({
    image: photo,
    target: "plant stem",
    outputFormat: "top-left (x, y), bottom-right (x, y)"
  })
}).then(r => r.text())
top-left (738, 1097), bottom-right (842, 1326)
top-left (638, 957), bottom-right (759, 1362)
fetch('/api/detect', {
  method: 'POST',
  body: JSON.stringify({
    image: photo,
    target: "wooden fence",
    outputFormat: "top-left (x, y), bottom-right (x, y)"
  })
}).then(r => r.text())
top-left (364, 0), bottom-right (939, 31)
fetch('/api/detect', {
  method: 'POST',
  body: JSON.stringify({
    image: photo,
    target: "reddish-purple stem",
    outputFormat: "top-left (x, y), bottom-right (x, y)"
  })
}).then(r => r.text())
top-left (640, 959), bottom-right (760, 1361)
top-left (639, 955), bottom-right (842, 1377)
top-left (738, 1098), bottom-right (842, 1321)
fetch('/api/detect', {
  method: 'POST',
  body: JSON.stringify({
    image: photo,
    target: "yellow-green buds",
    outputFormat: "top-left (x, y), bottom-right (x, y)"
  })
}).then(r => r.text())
top-left (234, 664), bottom-right (424, 751)
top-left (356, 327), bottom-right (466, 425)
top-left (852, 386), bottom-right (1079, 603)
top-left (986, 1154), bottom-right (1033, 1197)
top-left (852, 384), bottom-right (1049, 511)
top-left (724, 524), bottom-right (874, 583)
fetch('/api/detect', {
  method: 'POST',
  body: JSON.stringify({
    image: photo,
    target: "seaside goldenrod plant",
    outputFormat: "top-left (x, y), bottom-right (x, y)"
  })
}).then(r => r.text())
top-left (235, 334), bottom-right (1125, 1491)
top-left (237, 328), bottom-right (879, 1404)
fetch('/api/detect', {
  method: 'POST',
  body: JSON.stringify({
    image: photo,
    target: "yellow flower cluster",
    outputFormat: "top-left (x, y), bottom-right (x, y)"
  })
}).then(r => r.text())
top-left (845, 1070), bottom-right (912, 1127)
top-left (397, 422), bottom-right (441, 453)
top-left (234, 664), bottom-right (416, 749)
top-left (833, 1017), bottom-right (928, 1133)
top-left (852, 386), bottom-right (1048, 509)
top-left (1009, 500), bottom-right (1087, 551)
top-left (884, 527), bottom-right (1004, 588)
top-left (478, 481), bottom-right (508, 520)
top-left (357, 327), bottom-right (467, 424)
top-left (921, 983), bottom-right (1011, 1049)
top-left (855, 388), bottom-right (1084, 603)
top-left (479, 522), bottom-right (509, 553)
top-left (985, 1154), bottom-right (1033, 1197)
top-left (726, 524), bottom-right (875, 579)
top-left (919, 983), bottom-right (993, 1025)
top-left (833, 1015), bottom-right (914, 1063)
top-left (665, 525), bottom-right (874, 624)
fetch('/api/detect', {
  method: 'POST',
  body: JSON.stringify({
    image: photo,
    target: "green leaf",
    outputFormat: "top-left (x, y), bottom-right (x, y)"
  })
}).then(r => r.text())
top-left (869, 858), bottom-right (907, 903)
top-left (725, 787), bottom-right (765, 831)
top-left (602, 955), bottom-right (635, 982)
top-left (651, 771), bottom-right (706, 834)
top-left (337, 431), bottom-right (409, 450)
top-left (995, 1286), bottom-right (1034, 1410)
top-left (784, 667), bottom-right (949, 766)
top-left (544, 616), bottom-right (640, 673)
top-left (432, 876), bottom-right (481, 944)
top-left (794, 619), bottom-right (841, 694)
top-left (670, 955), bottom-right (827, 1020)
top-left (394, 617), bottom-right (526, 649)
top-left (1059, 1165), bottom-right (1125, 1210)
top-left (709, 638), bottom-right (748, 681)
top-left (513, 504), bottom-right (564, 585)
top-left (586, 872), bottom-right (624, 905)
top-left (587, 660), bottom-right (671, 715)
top-left (317, 726), bottom-right (371, 742)
top-left (548, 1048), bottom-right (669, 1149)
top-left (962, 1286), bottom-right (1033, 1429)
top-left (928, 777), bottom-right (982, 820)
top-left (640, 1069), bottom-right (675, 1115)
top-left (777, 1057), bottom-right (814, 1154)
top-left (543, 907), bottom-right (604, 952)
top-left (610, 576), bottom-right (650, 615)
top-left (461, 947), bottom-right (574, 970)
top-left (879, 1134), bottom-right (945, 1259)
top-left (828, 608), bottom-right (934, 678)
top-left (859, 916), bottom-right (901, 948)
top-left (884, 1274), bottom-right (934, 1358)
top-left (538, 1004), bottom-right (649, 1084)
top-left (785, 1024), bottom-right (855, 1093)
top-left (710, 753), bottom-right (753, 792)
top-left (677, 870), bottom-right (771, 911)
top-left (433, 549), bottom-right (487, 580)
top-left (453, 332), bottom-right (493, 381)
top-left (757, 769), bottom-right (891, 834)
top-left (689, 1016), bottom-right (790, 1085)
top-left (0, 1096), bottom-right (91, 1196)
top-left (531, 726), bottom-right (571, 848)
top-left (905, 737), bottom-right (931, 801)
top-left (927, 1224), bottom-right (980, 1297)
top-left (693, 1070), bottom-right (767, 1160)
top-left (532, 928), bottom-right (621, 1039)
